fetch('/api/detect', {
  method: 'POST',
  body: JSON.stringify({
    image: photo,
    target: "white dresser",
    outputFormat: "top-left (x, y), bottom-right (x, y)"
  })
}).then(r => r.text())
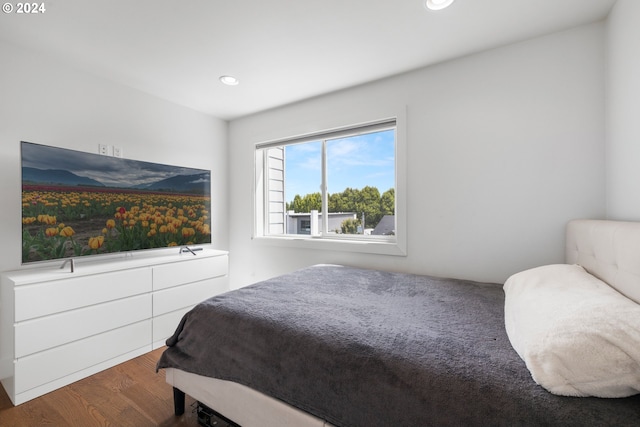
top-left (0, 249), bottom-right (228, 405)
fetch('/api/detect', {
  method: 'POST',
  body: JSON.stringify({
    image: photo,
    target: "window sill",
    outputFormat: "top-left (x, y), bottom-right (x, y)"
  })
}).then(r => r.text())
top-left (252, 235), bottom-right (407, 256)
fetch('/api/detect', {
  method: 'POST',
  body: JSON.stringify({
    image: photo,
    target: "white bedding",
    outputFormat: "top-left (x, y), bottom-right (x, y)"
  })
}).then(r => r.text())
top-left (504, 263), bottom-right (640, 397)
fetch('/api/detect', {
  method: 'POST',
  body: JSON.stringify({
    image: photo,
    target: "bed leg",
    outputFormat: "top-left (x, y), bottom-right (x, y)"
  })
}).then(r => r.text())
top-left (173, 387), bottom-right (186, 416)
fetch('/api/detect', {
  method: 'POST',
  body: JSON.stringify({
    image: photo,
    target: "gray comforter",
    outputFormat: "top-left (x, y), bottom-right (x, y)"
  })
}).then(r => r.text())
top-left (157, 265), bottom-right (640, 426)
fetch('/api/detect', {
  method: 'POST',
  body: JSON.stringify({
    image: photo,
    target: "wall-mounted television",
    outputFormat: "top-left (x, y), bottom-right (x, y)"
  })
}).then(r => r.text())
top-left (21, 141), bottom-right (212, 264)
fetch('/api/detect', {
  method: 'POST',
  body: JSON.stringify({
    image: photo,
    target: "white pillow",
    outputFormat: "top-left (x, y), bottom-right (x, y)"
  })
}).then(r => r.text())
top-left (504, 264), bottom-right (640, 397)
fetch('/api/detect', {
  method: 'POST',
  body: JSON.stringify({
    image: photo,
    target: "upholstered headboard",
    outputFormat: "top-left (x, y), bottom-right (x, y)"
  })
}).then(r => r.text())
top-left (566, 219), bottom-right (640, 304)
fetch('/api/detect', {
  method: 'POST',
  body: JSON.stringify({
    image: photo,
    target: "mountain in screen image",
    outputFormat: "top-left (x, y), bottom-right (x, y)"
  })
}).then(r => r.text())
top-left (137, 172), bottom-right (211, 194)
top-left (22, 167), bottom-right (105, 187)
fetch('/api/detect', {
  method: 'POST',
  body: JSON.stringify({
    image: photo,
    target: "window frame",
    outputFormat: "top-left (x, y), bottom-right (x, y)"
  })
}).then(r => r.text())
top-left (253, 111), bottom-right (407, 257)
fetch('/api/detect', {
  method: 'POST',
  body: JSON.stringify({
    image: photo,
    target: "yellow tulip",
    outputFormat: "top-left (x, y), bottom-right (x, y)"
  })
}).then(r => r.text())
top-left (37, 214), bottom-right (57, 225)
top-left (88, 236), bottom-right (104, 249)
top-left (59, 226), bottom-right (75, 237)
top-left (181, 227), bottom-right (196, 238)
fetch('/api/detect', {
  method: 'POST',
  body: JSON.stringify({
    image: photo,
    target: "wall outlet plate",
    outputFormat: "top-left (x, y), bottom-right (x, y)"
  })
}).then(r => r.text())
top-left (99, 144), bottom-right (110, 156)
top-left (113, 146), bottom-right (123, 158)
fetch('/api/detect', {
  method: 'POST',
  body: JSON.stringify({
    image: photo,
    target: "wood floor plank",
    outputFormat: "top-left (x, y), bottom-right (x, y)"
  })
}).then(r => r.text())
top-left (0, 347), bottom-right (199, 427)
top-left (42, 387), bottom-right (111, 427)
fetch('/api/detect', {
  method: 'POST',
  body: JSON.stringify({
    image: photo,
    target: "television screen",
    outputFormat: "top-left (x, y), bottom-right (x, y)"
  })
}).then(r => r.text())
top-left (21, 141), bottom-right (212, 264)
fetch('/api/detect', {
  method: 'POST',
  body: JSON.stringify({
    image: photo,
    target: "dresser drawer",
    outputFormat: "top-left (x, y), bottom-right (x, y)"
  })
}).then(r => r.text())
top-left (152, 254), bottom-right (228, 291)
top-left (14, 320), bottom-right (151, 394)
top-left (15, 268), bottom-right (151, 322)
top-left (15, 294), bottom-right (152, 358)
top-left (153, 306), bottom-right (193, 347)
top-left (153, 277), bottom-right (227, 316)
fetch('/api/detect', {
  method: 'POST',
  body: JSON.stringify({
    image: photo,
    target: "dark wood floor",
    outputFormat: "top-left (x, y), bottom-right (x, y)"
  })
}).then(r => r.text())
top-left (0, 347), bottom-right (200, 427)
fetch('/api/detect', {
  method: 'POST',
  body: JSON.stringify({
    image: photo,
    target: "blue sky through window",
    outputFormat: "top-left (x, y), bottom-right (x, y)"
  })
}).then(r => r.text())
top-left (284, 130), bottom-right (395, 204)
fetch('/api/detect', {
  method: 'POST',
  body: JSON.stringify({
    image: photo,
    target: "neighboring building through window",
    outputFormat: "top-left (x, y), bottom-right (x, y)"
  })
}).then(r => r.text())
top-left (287, 211), bottom-right (357, 235)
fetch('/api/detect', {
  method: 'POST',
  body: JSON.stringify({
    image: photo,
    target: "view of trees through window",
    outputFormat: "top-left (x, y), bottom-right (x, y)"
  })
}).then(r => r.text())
top-left (286, 187), bottom-right (395, 232)
top-left (283, 128), bottom-right (395, 236)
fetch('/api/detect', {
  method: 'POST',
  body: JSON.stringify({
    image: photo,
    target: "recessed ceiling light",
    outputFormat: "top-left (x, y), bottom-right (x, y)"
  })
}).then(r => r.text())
top-left (219, 75), bottom-right (239, 86)
top-left (425, 0), bottom-right (455, 11)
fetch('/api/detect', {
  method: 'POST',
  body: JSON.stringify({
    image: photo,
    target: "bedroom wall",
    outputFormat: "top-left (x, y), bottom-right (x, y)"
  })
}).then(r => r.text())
top-left (605, 0), bottom-right (640, 220)
top-left (0, 40), bottom-right (229, 275)
top-left (228, 22), bottom-right (606, 289)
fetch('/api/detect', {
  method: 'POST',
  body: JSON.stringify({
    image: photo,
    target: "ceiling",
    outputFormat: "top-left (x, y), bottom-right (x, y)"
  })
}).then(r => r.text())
top-left (0, 0), bottom-right (616, 120)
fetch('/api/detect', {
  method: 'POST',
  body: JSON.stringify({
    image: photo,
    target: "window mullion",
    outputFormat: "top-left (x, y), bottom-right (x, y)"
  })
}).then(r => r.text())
top-left (321, 139), bottom-right (329, 237)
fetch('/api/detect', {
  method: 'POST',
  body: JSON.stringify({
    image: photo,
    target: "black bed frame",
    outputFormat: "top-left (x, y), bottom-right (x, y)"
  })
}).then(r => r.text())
top-left (173, 387), bottom-right (186, 415)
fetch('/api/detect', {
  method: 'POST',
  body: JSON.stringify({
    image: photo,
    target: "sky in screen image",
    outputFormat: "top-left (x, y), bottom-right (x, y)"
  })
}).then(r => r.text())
top-left (22, 142), bottom-right (208, 188)
top-left (284, 130), bottom-right (395, 202)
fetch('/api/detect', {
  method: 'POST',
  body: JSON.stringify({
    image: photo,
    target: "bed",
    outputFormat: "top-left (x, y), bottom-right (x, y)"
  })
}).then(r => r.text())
top-left (157, 219), bottom-right (640, 426)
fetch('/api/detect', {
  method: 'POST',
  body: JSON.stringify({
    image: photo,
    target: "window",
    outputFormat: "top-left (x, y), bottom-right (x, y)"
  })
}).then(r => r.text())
top-left (254, 116), bottom-right (406, 256)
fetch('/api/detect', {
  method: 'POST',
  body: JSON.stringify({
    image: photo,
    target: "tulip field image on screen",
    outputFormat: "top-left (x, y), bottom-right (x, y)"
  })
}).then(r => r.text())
top-left (21, 141), bottom-right (212, 264)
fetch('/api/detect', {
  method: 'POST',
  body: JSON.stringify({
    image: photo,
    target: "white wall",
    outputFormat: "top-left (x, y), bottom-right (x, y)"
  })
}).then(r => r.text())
top-left (0, 40), bottom-right (229, 274)
top-left (228, 23), bottom-right (606, 288)
top-left (606, 0), bottom-right (640, 219)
